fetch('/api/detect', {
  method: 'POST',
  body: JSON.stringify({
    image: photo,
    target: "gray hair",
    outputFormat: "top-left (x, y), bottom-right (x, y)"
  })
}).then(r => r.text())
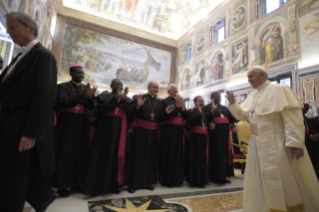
top-left (5, 12), bottom-right (38, 37)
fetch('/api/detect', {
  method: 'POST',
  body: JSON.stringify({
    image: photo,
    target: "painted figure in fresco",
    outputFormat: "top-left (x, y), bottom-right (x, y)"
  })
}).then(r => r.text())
top-left (117, 48), bottom-right (161, 83)
top-left (195, 34), bottom-right (205, 53)
top-left (211, 52), bottom-right (223, 81)
top-left (194, 63), bottom-right (205, 86)
top-left (125, 0), bottom-right (140, 14)
top-left (19, 0), bottom-right (26, 12)
top-left (305, 13), bottom-right (319, 38)
top-left (181, 68), bottom-right (190, 91)
top-left (232, 42), bottom-right (248, 74)
top-left (232, 7), bottom-right (246, 30)
top-left (261, 26), bottom-right (283, 66)
top-left (286, 41), bottom-right (300, 56)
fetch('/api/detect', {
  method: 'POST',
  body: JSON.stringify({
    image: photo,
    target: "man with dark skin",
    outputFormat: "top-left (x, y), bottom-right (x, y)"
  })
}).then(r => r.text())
top-left (203, 91), bottom-right (236, 184)
top-left (84, 79), bottom-right (132, 196)
top-left (53, 64), bottom-right (97, 198)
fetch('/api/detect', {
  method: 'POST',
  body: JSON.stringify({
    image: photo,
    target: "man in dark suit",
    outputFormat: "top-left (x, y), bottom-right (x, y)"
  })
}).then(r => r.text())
top-left (0, 12), bottom-right (57, 212)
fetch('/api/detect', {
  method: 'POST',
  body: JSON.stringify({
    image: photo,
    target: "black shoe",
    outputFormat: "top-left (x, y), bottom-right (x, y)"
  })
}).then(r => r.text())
top-left (197, 184), bottom-right (205, 188)
top-left (36, 193), bottom-right (57, 212)
top-left (127, 187), bottom-right (135, 193)
top-left (166, 184), bottom-right (174, 188)
top-left (109, 189), bottom-right (120, 194)
top-left (212, 179), bottom-right (226, 185)
top-left (71, 185), bottom-right (83, 193)
top-left (146, 186), bottom-right (154, 191)
top-left (58, 189), bottom-right (69, 198)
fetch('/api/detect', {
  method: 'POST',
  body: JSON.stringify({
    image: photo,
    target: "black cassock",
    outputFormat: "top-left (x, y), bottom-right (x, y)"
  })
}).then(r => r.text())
top-left (309, 116), bottom-right (319, 180)
top-left (203, 104), bottom-right (236, 182)
top-left (83, 93), bottom-right (132, 195)
top-left (186, 108), bottom-right (213, 185)
top-left (159, 96), bottom-right (187, 185)
top-left (53, 82), bottom-right (94, 189)
top-left (125, 94), bottom-right (164, 189)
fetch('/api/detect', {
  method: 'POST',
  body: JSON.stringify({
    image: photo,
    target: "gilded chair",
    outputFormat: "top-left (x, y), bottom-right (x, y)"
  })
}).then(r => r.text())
top-left (231, 121), bottom-right (252, 174)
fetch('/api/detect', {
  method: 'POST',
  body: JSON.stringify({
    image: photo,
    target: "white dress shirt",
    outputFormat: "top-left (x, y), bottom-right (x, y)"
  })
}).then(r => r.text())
top-left (5, 39), bottom-right (39, 77)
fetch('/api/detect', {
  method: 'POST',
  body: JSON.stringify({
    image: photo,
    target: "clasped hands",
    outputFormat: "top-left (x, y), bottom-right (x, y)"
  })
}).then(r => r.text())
top-left (81, 83), bottom-right (98, 98)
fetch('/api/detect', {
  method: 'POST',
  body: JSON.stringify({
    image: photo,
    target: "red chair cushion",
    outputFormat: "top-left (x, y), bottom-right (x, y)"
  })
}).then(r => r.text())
top-left (233, 154), bottom-right (246, 159)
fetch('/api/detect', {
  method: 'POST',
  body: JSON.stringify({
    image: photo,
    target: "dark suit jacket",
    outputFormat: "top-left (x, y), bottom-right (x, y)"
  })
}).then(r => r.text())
top-left (0, 42), bottom-right (57, 177)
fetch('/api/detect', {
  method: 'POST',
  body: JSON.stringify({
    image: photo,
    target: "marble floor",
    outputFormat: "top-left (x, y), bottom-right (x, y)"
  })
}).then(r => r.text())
top-left (24, 170), bottom-right (244, 212)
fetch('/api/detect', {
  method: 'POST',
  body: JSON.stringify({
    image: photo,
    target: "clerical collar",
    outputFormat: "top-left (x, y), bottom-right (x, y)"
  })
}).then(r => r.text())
top-left (148, 93), bottom-right (156, 99)
top-left (71, 80), bottom-right (82, 86)
top-left (257, 80), bottom-right (270, 91)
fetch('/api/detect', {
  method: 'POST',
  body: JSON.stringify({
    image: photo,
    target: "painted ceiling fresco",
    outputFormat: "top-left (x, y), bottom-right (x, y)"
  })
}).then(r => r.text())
top-left (63, 0), bottom-right (222, 40)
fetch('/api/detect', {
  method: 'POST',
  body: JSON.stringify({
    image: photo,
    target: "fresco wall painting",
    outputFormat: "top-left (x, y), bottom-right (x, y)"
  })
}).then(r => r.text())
top-left (3, 0), bottom-right (57, 50)
top-left (299, 74), bottom-right (319, 117)
top-left (59, 24), bottom-right (173, 96)
top-left (231, 4), bottom-right (247, 36)
top-left (299, 8), bottom-right (319, 69)
top-left (232, 38), bottom-right (249, 74)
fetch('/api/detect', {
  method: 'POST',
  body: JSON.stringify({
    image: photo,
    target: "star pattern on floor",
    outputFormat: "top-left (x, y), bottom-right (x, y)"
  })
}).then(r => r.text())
top-left (103, 198), bottom-right (171, 212)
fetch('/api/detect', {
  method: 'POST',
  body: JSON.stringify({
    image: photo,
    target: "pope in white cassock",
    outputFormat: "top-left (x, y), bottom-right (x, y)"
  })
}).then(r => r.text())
top-left (226, 66), bottom-right (319, 212)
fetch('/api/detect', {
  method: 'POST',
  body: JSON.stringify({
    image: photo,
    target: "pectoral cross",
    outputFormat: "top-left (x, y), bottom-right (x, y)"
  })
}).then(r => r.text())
top-left (178, 113), bottom-right (181, 116)
top-left (221, 114), bottom-right (224, 119)
top-left (115, 107), bottom-right (119, 114)
top-left (202, 122), bottom-right (205, 127)
top-left (151, 113), bottom-right (155, 120)
top-left (74, 105), bottom-right (80, 113)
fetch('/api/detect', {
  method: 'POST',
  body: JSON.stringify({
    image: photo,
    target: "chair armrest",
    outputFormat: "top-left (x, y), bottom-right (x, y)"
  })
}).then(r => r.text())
top-left (240, 141), bottom-right (249, 146)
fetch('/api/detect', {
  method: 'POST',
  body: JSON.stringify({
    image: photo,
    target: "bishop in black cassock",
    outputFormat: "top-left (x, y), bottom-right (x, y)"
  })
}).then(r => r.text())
top-left (203, 91), bottom-right (237, 184)
top-left (53, 64), bottom-right (97, 197)
top-left (83, 79), bottom-right (132, 195)
top-left (159, 84), bottom-right (187, 188)
top-left (186, 96), bottom-right (214, 188)
top-left (125, 81), bottom-right (174, 193)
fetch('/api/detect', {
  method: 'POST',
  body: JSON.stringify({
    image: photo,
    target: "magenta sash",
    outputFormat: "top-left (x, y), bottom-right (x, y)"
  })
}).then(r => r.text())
top-left (190, 126), bottom-right (207, 134)
top-left (53, 111), bottom-right (57, 127)
top-left (212, 116), bottom-right (230, 124)
top-left (61, 104), bottom-right (87, 114)
top-left (163, 117), bottom-right (184, 125)
top-left (306, 126), bottom-right (310, 134)
top-left (128, 119), bottom-right (136, 128)
top-left (103, 107), bottom-right (127, 185)
top-left (135, 119), bottom-right (158, 130)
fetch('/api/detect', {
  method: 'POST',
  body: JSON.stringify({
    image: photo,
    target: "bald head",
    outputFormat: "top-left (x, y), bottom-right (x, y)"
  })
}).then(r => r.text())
top-left (167, 83), bottom-right (178, 97)
top-left (111, 79), bottom-right (123, 94)
top-left (148, 81), bottom-right (159, 96)
top-left (247, 68), bottom-right (267, 89)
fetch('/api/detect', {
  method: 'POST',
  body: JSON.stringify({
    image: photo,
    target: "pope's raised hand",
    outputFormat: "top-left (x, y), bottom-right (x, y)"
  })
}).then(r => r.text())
top-left (226, 90), bottom-right (236, 105)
